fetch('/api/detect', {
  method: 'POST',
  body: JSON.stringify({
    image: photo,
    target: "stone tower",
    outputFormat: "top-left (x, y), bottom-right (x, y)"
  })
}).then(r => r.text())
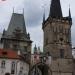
top-left (1, 13), bottom-right (32, 53)
top-left (34, 45), bottom-right (37, 54)
top-left (42, 0), bottom-right (73, 75)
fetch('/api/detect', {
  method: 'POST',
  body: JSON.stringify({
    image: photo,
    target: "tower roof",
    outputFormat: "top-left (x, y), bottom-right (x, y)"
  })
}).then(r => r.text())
top-left (43, 8), bottom-right (45, 23)
top-left (49, 0), bottom-right (62, 18)
top-left (1, 13), bottom-right (32, 42)
top-left (68, 6), bottom-right (72, 25)
top-left (7, 13), bottom-right (27, 36)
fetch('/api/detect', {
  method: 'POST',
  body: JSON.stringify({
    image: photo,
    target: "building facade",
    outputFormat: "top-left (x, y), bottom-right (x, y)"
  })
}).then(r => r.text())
top-left (0, 12), bottom-right (32, 75)
top-left (0, 49), bottom-right (29, 75)
top-left (42, 0), bottom-right (73, 75)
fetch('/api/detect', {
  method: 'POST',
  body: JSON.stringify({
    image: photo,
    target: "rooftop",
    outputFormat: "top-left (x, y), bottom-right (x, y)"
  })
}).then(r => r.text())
top-left (0, 48), bottom-right (20, 59)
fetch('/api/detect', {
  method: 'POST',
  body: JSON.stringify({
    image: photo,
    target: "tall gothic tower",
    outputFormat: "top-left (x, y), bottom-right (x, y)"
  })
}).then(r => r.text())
top-left (42, 0), bottom-right (73, 75)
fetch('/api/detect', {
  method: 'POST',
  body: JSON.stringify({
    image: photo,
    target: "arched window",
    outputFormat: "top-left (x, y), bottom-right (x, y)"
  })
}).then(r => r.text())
top-left (1, 60), bottom-right (5, 68)
top-left (11, 62), bottom-right (15, 74)
top-left (60, 49), bottom-right (64, 58)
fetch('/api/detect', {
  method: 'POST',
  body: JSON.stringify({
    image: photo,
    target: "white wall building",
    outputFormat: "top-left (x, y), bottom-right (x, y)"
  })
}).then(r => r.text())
top-left (0, 49), bottom-right (29, 75)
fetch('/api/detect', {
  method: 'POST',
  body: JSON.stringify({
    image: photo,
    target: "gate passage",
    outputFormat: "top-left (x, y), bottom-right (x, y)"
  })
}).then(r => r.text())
top-left (29, 63), bottom-right (50, 75)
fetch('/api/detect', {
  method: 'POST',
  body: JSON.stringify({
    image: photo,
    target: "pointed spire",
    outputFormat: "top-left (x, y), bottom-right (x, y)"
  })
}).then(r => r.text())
top-left (68, 5), bottom-right (72, 25)
top-left (28, 33), bottom-right (30, 39)
top-left (13, 7), bottom-right (14, 13)
top-left (49, 0), bottom-right (62, 18)
top-left (69, 5), bottom-right (71, 19)
top-left (34, 44), bottom-right (37, 50)
top-left (43, 8), bottom-right (45, 23)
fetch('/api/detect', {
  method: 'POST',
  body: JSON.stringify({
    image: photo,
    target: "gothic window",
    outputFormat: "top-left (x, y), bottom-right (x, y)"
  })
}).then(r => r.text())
top-left (54, 32), bottom-right (57, 42)
top-left (59, 25), bottom-right (63, 33)
top-left (60, 49), bottom-right (64, 58)
top-left (53, 27), bottom-right (57, 33)
top-left (11, 62), bottom-right (15, 74)
top-left (1, 60), bottom-right (5, 68)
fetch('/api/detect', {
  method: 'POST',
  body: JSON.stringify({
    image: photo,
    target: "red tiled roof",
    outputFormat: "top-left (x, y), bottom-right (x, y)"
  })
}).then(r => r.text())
top-left (0, 48), bottom-right (20, 59)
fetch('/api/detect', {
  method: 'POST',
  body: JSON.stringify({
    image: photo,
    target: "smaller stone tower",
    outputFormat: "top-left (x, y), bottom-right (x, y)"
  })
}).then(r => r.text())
top-left (1, 12), bottom-right (32, 54)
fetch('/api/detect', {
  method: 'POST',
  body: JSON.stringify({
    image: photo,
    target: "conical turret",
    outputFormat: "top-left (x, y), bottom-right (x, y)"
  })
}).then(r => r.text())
top-left (69, 7), bottom-right (71, 19)
top-left (43, 9), bottom-right (45, 24)
top-left (68, 6), bottom-right (72, 25)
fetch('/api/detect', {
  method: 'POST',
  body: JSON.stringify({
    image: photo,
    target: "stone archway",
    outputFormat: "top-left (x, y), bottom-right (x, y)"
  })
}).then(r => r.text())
top-left (29, 63), bottom-right (51, 75)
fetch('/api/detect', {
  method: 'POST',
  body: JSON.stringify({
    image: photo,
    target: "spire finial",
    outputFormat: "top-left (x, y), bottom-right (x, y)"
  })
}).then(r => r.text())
top-left (69, 4), bottom-right (71, 18)
top-left (13, 7), bottom-right (14, 13)
top-left (43, 7), bottom-right (45, 23)
top-left (68, 4), bottom-right (72, 25)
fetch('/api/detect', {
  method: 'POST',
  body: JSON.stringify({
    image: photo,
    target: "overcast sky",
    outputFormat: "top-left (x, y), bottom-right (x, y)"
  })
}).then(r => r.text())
top-left (0, 0), bottom-right (75, 50)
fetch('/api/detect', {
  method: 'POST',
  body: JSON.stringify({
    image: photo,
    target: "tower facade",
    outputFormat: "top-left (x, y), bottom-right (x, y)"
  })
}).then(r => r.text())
top-left (42, 0), bottom-right (73, 75)
top-left (1, 13), bottom-right (32, 54)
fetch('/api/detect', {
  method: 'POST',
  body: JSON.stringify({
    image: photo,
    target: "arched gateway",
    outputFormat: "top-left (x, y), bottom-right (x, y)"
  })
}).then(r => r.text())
top-left (29, 63), bottom-right (52, 75)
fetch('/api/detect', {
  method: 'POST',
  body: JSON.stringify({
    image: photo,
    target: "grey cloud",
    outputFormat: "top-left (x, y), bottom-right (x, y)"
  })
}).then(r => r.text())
top-left (27, 25), bottom-right (43, 49)
top-left (24, 0), bottom-right (50, 27)
top-left (24, 3), bottom-right (43, 27)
